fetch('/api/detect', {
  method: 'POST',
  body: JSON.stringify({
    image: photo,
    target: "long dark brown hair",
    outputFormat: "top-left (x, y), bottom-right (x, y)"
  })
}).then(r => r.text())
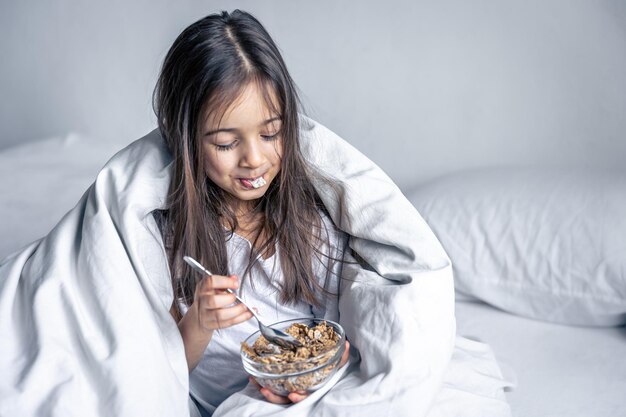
top-left (152, 10), bottom-right (338, 317)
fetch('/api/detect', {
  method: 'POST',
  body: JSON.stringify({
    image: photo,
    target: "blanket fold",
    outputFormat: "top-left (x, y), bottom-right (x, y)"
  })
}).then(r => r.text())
top-left (0, 118), bottom-right (511, 417)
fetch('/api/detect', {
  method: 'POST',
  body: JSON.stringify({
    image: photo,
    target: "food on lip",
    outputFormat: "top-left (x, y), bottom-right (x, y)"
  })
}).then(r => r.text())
top-left (250, 176), bottom-right (266, 189)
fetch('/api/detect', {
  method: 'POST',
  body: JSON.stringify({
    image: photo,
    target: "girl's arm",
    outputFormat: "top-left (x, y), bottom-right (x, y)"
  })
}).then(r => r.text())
top-left (174, 274), bottom-right (252, 371)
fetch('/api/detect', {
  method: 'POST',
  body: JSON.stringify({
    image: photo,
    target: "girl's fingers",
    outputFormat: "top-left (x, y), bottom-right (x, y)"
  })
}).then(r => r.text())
top-left (260, 387), bottom-right (291, 404)
top-left (202, 304), bottom-right (252, 329)
top-left (250, 377), bottom-right (290, 404)
top-left (217, 311), bottom-right (252, 329)
top-left (287, 391), bottom-right (308, 403)
top-left (198, 293), bottom-right (237, 309)
top-left (201, 313), bottom-right (251, 331)
top-left (250, 377), bottom-right (308, 404)
top-left (197, 274), bottom-right (239, 292)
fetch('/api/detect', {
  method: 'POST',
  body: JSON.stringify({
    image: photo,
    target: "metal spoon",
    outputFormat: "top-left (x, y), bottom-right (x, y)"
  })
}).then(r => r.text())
top-left (183, 255), bottom-right (303, 350)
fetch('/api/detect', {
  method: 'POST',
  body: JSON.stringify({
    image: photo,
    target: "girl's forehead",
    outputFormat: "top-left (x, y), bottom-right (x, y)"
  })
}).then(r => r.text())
top-left (204, 82), bottom-right (281, 129)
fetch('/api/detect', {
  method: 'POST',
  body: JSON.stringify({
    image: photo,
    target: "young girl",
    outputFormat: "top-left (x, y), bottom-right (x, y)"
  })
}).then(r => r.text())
top-left (151, 10), bottom-right (350, 414)
top-left (0, 8), bottom-right (511, 417)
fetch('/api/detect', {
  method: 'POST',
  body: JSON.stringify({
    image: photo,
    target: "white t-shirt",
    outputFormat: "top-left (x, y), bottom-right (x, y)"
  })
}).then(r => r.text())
top-left (186, 215), bottom-right (347, 415)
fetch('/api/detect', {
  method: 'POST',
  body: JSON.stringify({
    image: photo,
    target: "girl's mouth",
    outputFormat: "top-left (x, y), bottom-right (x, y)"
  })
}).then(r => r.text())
top-left (239, 176), bottom-right (266, 190)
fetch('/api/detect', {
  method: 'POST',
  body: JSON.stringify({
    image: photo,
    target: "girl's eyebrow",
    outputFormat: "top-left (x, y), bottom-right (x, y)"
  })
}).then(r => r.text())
top-left (203, 116), bottom-right (282, 137)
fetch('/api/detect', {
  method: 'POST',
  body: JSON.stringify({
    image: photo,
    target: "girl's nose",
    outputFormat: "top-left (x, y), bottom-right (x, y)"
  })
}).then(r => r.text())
top-left (239, 139), bottom-right (264, 168)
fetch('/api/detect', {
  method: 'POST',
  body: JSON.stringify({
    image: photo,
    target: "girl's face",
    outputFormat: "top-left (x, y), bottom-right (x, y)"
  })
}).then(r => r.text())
top-left (200, 82), bottom-right (283, 210)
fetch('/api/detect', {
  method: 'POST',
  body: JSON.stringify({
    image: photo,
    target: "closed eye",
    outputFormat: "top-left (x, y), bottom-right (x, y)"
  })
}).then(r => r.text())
top-left (215, 142), bottom-right (236, 151)
top-left (261, 132), bottom-right (281, 141)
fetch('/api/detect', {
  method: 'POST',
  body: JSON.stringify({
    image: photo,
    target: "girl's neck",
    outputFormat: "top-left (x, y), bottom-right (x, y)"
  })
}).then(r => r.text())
top-left (235, 212), bottom-right (262, 237)
top-left (223, 197), bottom-right (273, 258)
top-left (229, 199), bottom-right (260, 225)
top-left (235, 214), bottom-right (275, 260)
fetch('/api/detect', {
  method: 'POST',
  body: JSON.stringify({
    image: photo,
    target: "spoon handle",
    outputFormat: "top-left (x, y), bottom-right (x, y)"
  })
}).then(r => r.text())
top-left (183, 256), bottom-right (212, 277)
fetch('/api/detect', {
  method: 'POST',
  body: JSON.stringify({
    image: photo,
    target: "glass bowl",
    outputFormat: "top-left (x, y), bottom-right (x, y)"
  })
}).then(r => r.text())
top-left (240, 318), bottom-right (346, 396)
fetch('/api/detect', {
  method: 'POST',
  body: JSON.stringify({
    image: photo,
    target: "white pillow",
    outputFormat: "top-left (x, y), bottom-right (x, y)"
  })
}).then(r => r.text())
top-left (407, 167), bottom-right (626, 326)
top-left (0, 134), bottom-right (124, 260)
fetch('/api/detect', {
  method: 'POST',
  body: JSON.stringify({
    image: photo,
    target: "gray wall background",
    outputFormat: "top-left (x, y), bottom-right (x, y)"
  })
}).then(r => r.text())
top-left (1, 1), bottom-right (624, 189)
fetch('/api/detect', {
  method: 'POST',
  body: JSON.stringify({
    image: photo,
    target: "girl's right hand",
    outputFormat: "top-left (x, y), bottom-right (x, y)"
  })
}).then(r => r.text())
top-left (190, 274), bottom-right (252, 332)
top-left (178, 274), bottom-right (253, 370)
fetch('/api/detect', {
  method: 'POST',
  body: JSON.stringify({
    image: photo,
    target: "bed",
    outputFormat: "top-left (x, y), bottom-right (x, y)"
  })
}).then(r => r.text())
top-left (455, 299), bottom-right (626, 416)
top-left (1, 133), bottom-right (624, 416)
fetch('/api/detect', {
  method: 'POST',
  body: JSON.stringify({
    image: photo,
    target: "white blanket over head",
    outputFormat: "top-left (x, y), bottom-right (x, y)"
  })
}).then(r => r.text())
top-left (0, 118), bottom-right (511, 417)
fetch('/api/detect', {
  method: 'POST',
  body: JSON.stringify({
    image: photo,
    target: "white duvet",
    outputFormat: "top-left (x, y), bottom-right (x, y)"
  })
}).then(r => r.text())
top-left (0, 118), bottom-right (511, 417)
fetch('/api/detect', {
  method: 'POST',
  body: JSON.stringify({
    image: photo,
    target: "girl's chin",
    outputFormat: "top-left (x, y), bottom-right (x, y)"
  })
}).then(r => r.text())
top-left (230, 185), bottom-right (267, 200)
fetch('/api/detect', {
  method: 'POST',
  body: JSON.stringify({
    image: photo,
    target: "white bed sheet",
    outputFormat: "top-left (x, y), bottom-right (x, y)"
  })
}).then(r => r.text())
top-left (0, 134), bottom-right (124, 260)
top-left (455, 299), bottom-right (626, 417)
